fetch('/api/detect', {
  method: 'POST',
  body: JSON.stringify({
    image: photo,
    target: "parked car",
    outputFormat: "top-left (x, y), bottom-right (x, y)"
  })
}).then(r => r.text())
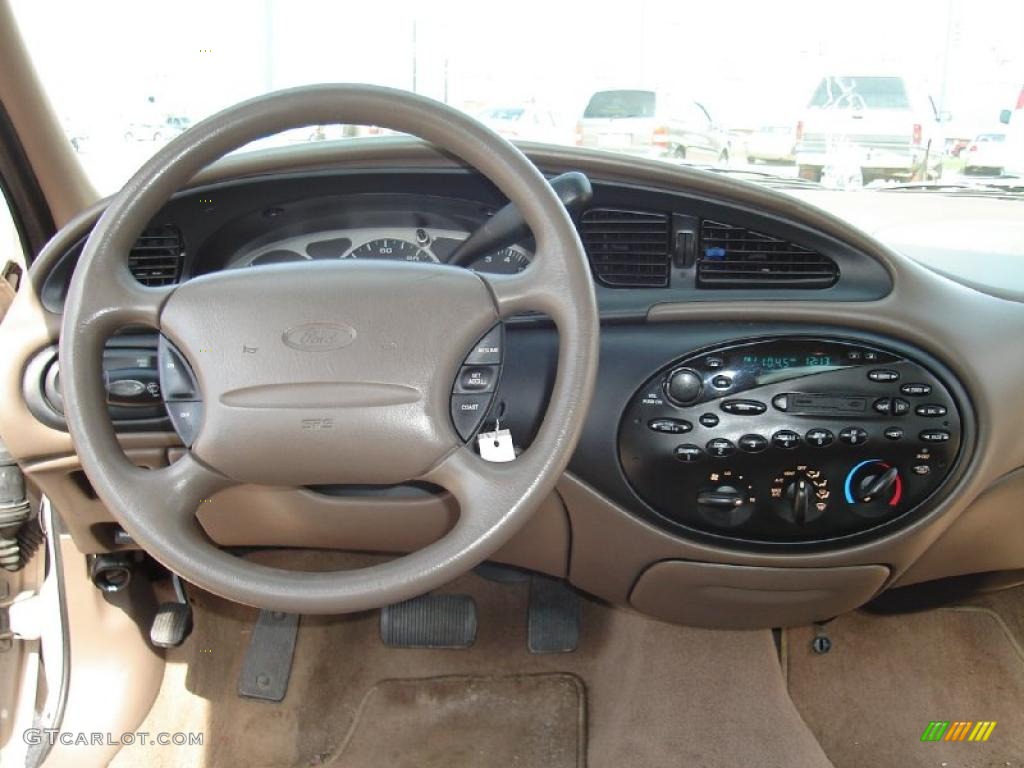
top-left (745, 124), bottom-right (796, 164)
top-left (577, 89), bottom-right (732, 164)
top-left (962, 133), bottom-right (1007, 175)
top-left (794, 75), bottom-right (942, 182)
top-left (123, 115), bottom-right (192, 142)
top-left (1000, 84), bottom-right (1024, 177)
top-left (477, 104), bottom-right (568, 144)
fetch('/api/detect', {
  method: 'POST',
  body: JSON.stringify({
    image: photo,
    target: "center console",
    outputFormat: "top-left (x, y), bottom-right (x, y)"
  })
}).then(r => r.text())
top-left (618, 336), bottom-right (963, 546)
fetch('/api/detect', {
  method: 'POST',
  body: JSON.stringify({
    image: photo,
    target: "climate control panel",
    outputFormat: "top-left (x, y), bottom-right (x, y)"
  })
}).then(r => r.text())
top-left (618, 337), bottom-right (963, 544)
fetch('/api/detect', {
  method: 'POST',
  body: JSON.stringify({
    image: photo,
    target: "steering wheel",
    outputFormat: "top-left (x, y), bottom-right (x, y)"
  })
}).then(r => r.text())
top-left (59, 85), bottom-right (599, 614)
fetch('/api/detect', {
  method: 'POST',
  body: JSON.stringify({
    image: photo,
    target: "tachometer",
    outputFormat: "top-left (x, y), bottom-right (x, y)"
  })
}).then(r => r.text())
top-left (468, 246), bottom-right (531, 274)
top-left (348, 238), bottom-right (436, 262)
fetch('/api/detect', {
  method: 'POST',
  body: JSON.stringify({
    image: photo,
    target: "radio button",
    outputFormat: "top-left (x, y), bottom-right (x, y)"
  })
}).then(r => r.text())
top-left (915, 404), bottom-right (947, 417)
top-left (738, 434), bottom-right (769, 453)
top-left (901, 383), bottom-right (932, 396)
top-left (772, 393), bottom-right (789, 412)
top-left (805, 428), bottom-right (834, 447)
top-left (868, 369), bottom-right (899, 382)
top-left (884, 427), bottom-right (904, 441)
top-left (772, 430), bottom-right (801, 449)
top-left (873, 398), bottom-right (893, 415)
top-left (648, 418), bottom-right (692, 434)
top-left (699, 413), bottom-right (719, 428)
top-left (674, 444), bottom-right (704, 463)
top-left (839, 427), bottom-right (869, 445)
top-left (919, 430), bottom-right (951, 443)
top-left (721, 399), bottom-right (767, 416)
top-left (893, 398), bottom-right (911, 415)
top-left (705, 356), bottom-right (725, 370)
top-left (665, 368), bottom-right (703, 406)
top-left (711, 375), bottom-right (733, 390)
top-left (706, 438), bottom-right (737, 457)
top-left (912, 464), bottom-right (931, 476)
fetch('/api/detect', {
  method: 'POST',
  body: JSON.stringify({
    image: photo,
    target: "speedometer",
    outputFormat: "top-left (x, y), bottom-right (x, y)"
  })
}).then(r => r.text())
top-left (348, 239), bottom-right (436, 262)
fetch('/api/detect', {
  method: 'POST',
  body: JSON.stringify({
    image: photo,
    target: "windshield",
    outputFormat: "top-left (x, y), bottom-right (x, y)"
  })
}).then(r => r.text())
top-left (11, 0), bottom-right (1024, 193)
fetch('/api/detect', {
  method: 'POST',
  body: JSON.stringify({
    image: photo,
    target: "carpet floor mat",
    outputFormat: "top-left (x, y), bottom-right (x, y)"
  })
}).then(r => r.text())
top-left (327, 674), bottom-right (583, 767)
top-left (786, 606), bottom-right (1024, 767)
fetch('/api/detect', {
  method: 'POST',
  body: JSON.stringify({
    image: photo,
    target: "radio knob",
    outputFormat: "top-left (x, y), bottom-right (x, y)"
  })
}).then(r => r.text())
top-left (665, 368), bottom-right (703, 406)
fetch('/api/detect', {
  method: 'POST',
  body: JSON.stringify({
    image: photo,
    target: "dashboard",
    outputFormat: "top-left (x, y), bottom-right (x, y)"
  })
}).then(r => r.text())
top-left (4, 141), bottom-right (1024, 630)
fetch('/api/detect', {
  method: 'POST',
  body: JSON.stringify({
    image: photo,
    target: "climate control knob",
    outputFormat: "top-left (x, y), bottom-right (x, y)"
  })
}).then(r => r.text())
top-left (771, 466), bottom-right (830, 525)
top-left (665, 368), bottom-right (703, 406)
top-left (844, 460), bottom-right (903, 518)
top-left (696, 471), bottom-right (754, 528)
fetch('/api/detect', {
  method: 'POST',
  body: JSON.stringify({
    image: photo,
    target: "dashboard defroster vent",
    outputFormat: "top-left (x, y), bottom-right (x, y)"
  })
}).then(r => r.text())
top-left (128, 225), bottom-right (184, 286)
top-left (698, 220), bottom-right (838, 289)
top-left (580, 208), bottom-right (670, 287)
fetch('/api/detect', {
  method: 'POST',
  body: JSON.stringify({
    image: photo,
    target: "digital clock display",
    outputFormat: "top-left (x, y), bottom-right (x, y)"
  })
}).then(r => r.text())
top-left (741, 353), bottom-right (845, 385)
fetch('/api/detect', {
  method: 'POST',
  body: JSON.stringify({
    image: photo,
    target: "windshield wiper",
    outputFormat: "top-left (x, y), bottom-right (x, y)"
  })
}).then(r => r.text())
top-left (875, 180), bottom-right (1024, 200)
top-left (696, 166), bottom-right (824, 189)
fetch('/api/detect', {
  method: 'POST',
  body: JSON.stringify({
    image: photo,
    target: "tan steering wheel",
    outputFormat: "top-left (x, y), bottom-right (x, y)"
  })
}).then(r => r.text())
top-left (59, 85), bottom-right (599, 614)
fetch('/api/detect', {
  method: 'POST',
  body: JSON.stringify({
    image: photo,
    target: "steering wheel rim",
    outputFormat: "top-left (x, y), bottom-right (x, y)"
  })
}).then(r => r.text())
top-left (59, 84), bottom-right (599, 614)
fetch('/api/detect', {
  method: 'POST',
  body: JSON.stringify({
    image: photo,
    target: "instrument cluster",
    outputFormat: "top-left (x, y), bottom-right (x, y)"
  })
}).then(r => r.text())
top-left (229, 226), bottom-right (531, 274)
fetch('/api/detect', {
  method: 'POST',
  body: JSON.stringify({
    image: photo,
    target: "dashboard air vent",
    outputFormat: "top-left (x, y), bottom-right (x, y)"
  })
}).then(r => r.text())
top-left (580, 208), bottom-right (670, 287)
top-left (128, 225), bottom-right (184, 286)
top-left (698, 220), bottom-right (838, 289)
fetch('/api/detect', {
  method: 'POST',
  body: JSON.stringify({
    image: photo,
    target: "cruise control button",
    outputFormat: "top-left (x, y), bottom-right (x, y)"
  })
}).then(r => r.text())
top-left (166, 401), bottom-right (203, 446)
top-left (839, 427), bottom-right (868, 445)
top-left (919, 430), bottom-right (951, 443)
top-left (868, 369), bottom-right (899, 382)
top-left (893, 397), bottom-right (911, 416)
top-left (901, 383), bottom-right (931, 396)
top-left (648, 418), bottom-right (692, 434)
top-left (450, 394), bottom-right (492, 440)
top-left (464, 325), bottom-right (503, 365)
top-left (455, 365), bottom-right (499, 393)
top-left (873, 398), bottom-right (892, 415)
top-left (721, 399), bottom-right (766, 415)
top-left (772, 430), bottom-right (801, 449)
top-left (805, 428), bottom-right (834, 447)
top-left (915, 404), bottom-right (947, 417)
top-left (884, 427), bottom-right (904, 441)
top-left (699, 413), bottom-right (719, 428)
top-left (674, 444), bottom-right (704, 463)
top-left (738, 434), bottom-right (768, 453)
top-left (706, 438), bottom-right (737, 457)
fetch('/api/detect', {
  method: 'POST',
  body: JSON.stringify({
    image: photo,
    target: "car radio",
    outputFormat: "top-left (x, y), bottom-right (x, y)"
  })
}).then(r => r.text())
top-left (618, 336), bottom-right (963, 544)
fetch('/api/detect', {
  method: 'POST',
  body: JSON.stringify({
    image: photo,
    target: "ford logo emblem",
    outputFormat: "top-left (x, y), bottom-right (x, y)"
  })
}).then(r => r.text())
top-left (282, 322), bottom-right (357, 351)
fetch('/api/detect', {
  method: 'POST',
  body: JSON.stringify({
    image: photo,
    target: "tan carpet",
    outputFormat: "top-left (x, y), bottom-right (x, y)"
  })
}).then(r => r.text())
top-left (111, 551), bottom-right (832, 768)
top-left (329, 674), bottom-right (583, 767)
top-left (787, 606), bottom-right (1024, 768)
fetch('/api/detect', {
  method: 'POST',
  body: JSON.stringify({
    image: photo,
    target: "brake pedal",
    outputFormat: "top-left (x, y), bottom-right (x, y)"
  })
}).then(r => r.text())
top-left (149, 574), bottom-right (193, 648)
top-left (528, 574), bottom-right (580, 654)
top-left (380, 594), bottom-right (477, 649)
top-left (238, 610), bottom-right (300, 702)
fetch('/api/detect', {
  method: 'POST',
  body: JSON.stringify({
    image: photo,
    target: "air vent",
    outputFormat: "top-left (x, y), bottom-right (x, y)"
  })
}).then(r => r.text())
top-left (580, 208), bottom-right (670, 287)
top-left (128, 225), bottom-right (184, 286)
top-left (698, 220), bottom-right (838, 289)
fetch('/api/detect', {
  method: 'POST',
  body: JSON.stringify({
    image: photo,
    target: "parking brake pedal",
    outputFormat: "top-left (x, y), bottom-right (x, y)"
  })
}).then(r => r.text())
top-left (150, 575), bottom-right (193, 648)
top-left (528, 574), bottom-right (580, 654)
top-left (237, 610), bottom-right (300, 702)
top-left (380, 594), bottom-right (477, 649)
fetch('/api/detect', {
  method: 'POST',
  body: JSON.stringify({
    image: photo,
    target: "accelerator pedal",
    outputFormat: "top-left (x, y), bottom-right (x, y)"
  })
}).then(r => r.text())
top-left (237, 610), bottom-right (300, 702)
top-left (528, 574), bottom-right (580, 654)
top-left (380, 594), bottom-right (477, 649)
